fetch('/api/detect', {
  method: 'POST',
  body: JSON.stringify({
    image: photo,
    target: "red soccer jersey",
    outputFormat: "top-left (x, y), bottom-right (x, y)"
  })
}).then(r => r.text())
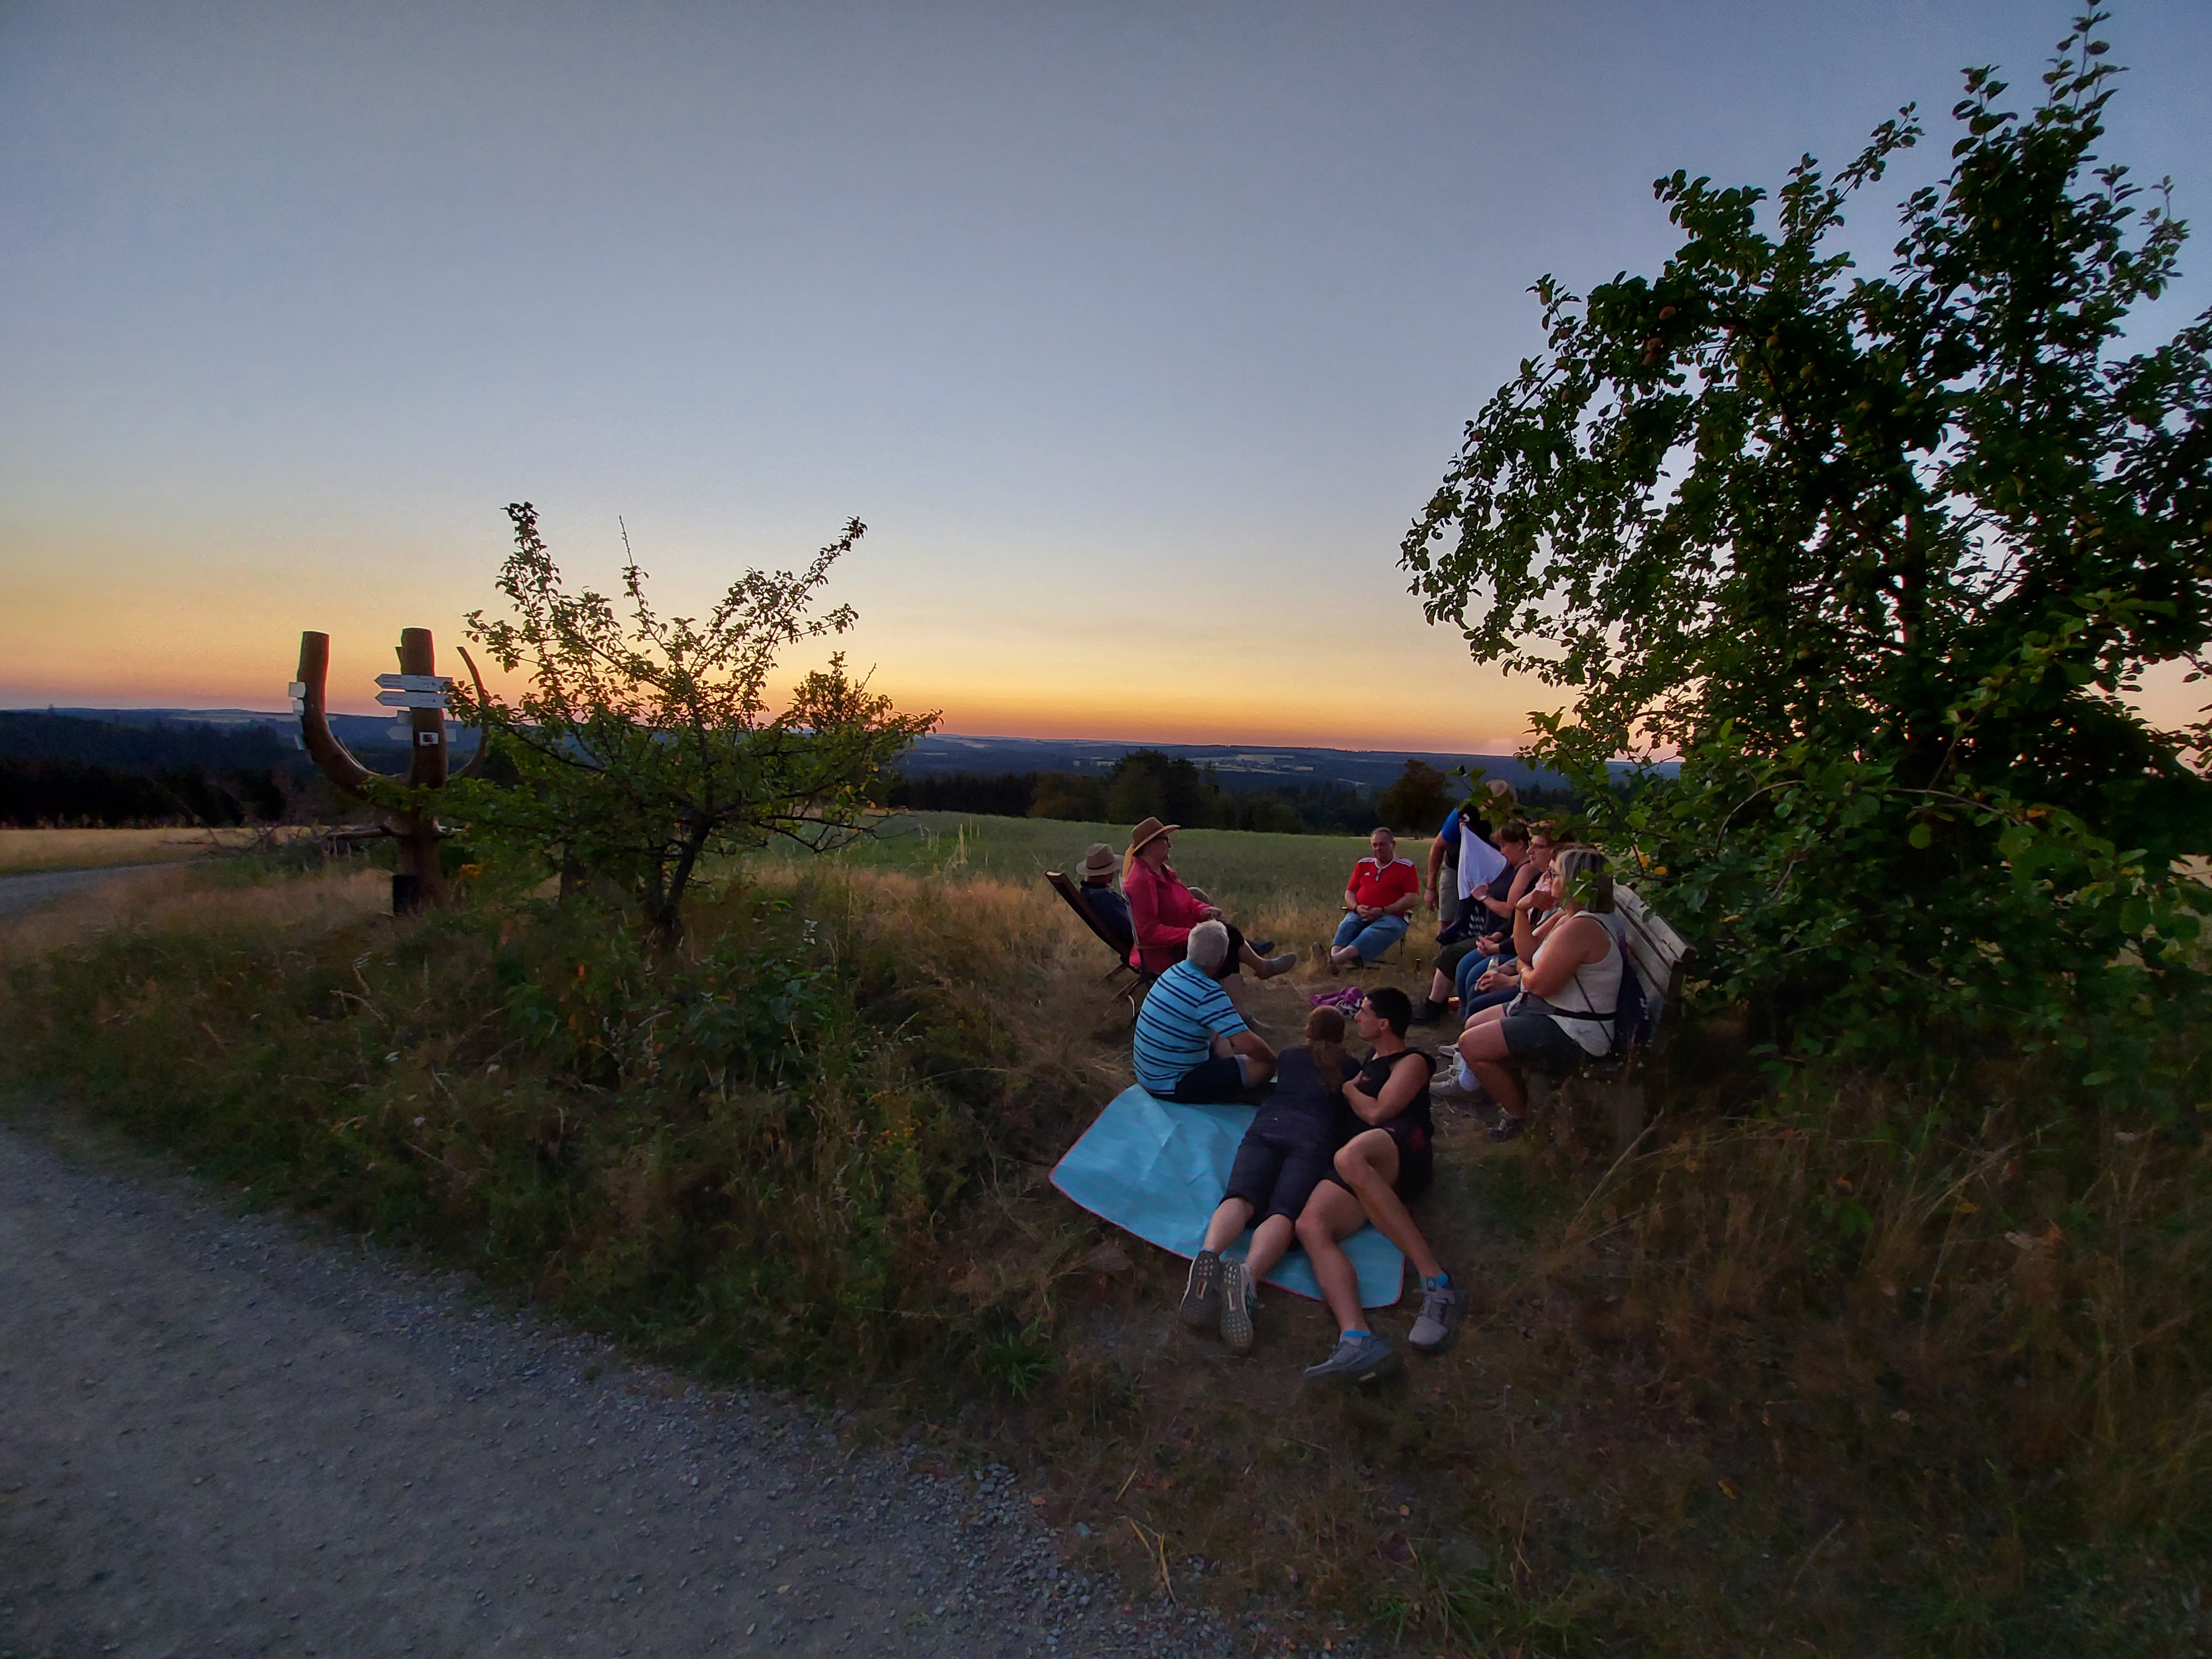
top-left (1347, 855), bottom-right (1420, 910)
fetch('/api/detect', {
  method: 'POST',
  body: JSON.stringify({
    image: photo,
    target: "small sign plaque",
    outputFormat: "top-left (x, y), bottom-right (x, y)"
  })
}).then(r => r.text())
top-left (376, 689), bottom-right (450, 709)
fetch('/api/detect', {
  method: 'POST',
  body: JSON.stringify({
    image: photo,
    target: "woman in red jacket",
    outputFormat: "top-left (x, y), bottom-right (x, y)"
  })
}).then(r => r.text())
top-left (1123, 816), bottom-right (1297, 979)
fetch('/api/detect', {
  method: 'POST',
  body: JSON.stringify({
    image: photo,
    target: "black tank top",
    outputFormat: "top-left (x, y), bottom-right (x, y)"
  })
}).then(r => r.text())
top-left (1355, 1047), bottom-right (1434, 1151)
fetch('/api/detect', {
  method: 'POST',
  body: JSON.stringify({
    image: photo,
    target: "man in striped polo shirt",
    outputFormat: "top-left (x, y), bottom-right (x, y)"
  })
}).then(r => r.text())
top-left (1133, 920), bottom-right (1277, 1102)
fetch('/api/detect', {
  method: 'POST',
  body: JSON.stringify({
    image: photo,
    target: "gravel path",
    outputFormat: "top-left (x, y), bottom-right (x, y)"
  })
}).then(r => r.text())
top-left (0, 866), bottom-right (175, 920)
top-left (0, 1121), bottom-right (1251, 1659)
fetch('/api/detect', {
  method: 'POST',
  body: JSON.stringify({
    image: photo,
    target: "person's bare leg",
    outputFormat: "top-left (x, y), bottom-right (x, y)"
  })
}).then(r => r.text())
top-left (1201, 1196), bottom-right (1256, 1255)
top-left (1295, 1185), bottom-right (1372, 1335)
top-left (1458, 1018), bottom-right (1527, 1118)
top-left (1428, 967), bottom-right (1453, 1003)
top-left (1332, 1130), bottom-right (1443, 1281)
top-left (1242, 1213), bottom-right (1297, 1284)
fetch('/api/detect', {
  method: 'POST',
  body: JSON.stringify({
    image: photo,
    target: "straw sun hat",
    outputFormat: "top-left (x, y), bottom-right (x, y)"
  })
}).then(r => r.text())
top-left (1077, 842), bottom-right (1119, 881)
top-left (1126, 816), bottom-right (1179, 858)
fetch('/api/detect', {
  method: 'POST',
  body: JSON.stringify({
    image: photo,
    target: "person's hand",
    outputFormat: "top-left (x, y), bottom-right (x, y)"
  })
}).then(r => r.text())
top-left (1200, 905), bottom-right (1224, 921)
top-left (1477, 968), bottom-right (1502, 991)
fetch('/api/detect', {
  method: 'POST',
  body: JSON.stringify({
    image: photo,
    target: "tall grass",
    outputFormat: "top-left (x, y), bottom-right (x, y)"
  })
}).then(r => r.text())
top-left (3, 826), bottom-right (2207, 1655)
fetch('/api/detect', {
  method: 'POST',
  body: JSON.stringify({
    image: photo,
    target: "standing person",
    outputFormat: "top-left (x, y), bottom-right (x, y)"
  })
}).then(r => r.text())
top-left (1294, 987), bottom-right (1464, 1383)
top-left (1178, 1006), bottom-right (1354, 1357)
top-left (1123, 817), bottom-right (1296, 979)
top-left (1411, 820), bottom-right (1537, 1022)
top-left (1073, 841), bottom-right (1133, 956)
top-left (1424, 779), bottom-right (1518, 921)
top-left (1132, 920), bottom-right (1279, 1103)
top-left (1455, 848), bottom-right (1622, 1142)
top-left (1316, 828), bottom-right (1420, 971)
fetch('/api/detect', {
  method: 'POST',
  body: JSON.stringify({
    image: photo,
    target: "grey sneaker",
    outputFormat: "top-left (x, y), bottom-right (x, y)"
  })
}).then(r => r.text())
top-left (1408, 1278), bottom-right (1464, 1353)
top-left (1302, 1330), bottom-right (1399, 1385)
top-left (1178, 1250), bottom-right (1222, 1330)
top-left (1219, 1260), bottom-right (1255, 1356)
top-left (1258, 952), bottom-right (1298, 979)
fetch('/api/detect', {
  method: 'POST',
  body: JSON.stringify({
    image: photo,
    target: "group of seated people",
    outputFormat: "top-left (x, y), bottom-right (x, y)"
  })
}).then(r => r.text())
top-left (1071, 787), bottom-right (1631, 1384)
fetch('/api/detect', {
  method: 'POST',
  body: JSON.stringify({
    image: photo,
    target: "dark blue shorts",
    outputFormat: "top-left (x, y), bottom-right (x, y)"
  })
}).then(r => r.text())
top-left (1224, 1132), bottom-right (1337, 1223)
top-left (1168, 1055), bottom-right (1251, 1104)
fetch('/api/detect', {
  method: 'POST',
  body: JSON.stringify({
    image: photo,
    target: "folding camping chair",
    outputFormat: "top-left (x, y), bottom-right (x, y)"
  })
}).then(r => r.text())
top-left (1046, 870), bottom-right (1155, 1023)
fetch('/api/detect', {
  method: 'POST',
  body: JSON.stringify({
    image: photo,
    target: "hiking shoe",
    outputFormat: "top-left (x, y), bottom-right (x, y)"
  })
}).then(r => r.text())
top-left (1302, 1330), bottom-right (1399, 1385)
top-left (1408, 1278), bottom-right (1464, 1353)
top-left (1249, 939), bottom-right (1275, 956)
top-left (1408, 996), bottom-right (1447, 1025)
top-left (1219, 1260), bottom-right (1255, 1357)
top-left (1258, 952), bottom-right (1298, 979)
top-left (1179, 1249), bottom-right (1222, 1330)
top-left (1488, 1112), bottom-right (1526, 1144)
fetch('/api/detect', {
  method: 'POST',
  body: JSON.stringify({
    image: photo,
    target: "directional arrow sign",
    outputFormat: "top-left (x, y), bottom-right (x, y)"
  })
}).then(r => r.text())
top-left (376, 689), bottom-right (450, 709)
top-left (375, 673), bottom-right (453, 692)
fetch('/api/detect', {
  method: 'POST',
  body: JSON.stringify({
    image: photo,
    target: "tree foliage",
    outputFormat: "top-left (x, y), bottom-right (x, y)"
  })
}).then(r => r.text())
top-left (1402, 15), bottom-right (2212, 1089)
top-left (456, 504), bottom-right (936, 941)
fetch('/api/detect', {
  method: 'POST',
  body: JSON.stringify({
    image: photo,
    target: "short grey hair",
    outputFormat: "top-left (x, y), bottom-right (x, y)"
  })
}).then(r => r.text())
top-left (1187, 919), bottom-right (1231, 973)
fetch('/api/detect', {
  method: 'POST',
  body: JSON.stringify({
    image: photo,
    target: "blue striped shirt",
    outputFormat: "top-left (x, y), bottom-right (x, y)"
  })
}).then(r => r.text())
top-left (1133, 961), bottom-right (1249, 1095)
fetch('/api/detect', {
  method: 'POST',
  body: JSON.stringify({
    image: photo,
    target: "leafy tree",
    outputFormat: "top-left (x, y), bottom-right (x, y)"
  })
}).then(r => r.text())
top-left (1105, 749), bottom-right (1212, 826)
top-left (1402, 15), bottom-right (2211, 1088)
top-left (1374, 759), bottom-right (1454, 835)
top-left (457, 504), bottom-right (937, 942)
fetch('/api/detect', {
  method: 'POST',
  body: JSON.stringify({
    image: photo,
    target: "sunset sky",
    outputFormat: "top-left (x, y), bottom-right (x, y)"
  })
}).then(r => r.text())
top-left (5, 2), bottom-right (2208, 749)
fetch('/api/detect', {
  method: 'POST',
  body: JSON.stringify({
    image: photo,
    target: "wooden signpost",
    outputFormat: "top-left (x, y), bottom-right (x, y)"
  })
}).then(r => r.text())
top-left (293, 627), bottom-right (488, 913)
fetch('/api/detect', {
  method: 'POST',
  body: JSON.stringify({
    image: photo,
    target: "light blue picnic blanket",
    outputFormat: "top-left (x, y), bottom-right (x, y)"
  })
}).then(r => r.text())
top-left (1051, 1086), bottom-right (1404, 1309)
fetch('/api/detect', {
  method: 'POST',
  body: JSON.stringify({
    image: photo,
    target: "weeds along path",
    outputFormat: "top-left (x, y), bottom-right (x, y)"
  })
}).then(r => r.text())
top-left (0, 1119), bottom-right (1246, 1659)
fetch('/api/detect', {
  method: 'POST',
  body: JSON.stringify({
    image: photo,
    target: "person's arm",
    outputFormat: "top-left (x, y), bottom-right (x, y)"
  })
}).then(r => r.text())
top-left (1343, 1051), bottom-right (1429, 1125)
top-left (1424, 836), bottom-right (1448, 909)
top-left (1228, 1029), bottom-right (1275, 1066)
top-left (1384, 865), bottom-right (1419, 919)
top-left (1518, 914), bottom-right (1606, 1000)
top-left (1127, 865), bottom-right (1191, 952)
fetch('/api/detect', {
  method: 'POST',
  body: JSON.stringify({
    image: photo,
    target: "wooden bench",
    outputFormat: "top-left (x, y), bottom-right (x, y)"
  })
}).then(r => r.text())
top-left (1046, 870), bottom-right (1154, 1022)
top-left (1523, 885), bottom-right (1692, 1155)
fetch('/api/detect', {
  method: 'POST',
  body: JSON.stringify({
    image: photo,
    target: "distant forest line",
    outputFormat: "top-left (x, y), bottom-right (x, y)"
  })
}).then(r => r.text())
top-left (0, 711), bottom-right (1575, 832)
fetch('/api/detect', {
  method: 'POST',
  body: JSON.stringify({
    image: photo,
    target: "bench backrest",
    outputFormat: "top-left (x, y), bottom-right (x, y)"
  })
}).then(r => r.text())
top-left (1609, 886), bottom-right (1692, 1055)
top-left (1046, 870), bottom-right (1142, 969)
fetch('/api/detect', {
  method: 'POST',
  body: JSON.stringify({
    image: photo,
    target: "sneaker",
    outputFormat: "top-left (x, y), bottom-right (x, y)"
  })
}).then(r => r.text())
top-left (1408, 997), bottom-right (1446, 1025)
top-left (1408, 1277), bottom-right (1464, 1353)
top-left (1258, 952), bottom-right (1298, 979)
top-left (1487, 1112), bottom-right (1525, 1144)
top-left (1249, 939), bottom-right (1275, 957)
top-left (1219, 1260), bottom-right (1255, 1356)
top-left (1302, 1329), bottom-right (1399, 1385)
top-left (1179, 1250), bottom-right (1222, 1329)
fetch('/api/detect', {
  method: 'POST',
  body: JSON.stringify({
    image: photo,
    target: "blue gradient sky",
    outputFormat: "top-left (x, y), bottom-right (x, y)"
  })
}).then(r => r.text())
top-left (4, 2), bottom-right (2206, 746)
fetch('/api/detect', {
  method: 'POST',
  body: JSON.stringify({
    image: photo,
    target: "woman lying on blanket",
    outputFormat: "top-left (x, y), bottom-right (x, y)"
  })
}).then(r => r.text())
top-left (1177, 990), bottom-right (1464, 1380)
top-left (1455, 848), bottom-right (1621, 1145)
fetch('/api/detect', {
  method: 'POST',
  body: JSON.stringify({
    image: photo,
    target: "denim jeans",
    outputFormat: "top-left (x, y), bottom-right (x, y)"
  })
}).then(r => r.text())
top-left (1332, 910), bottom-right (1408, 961)
top-left (1455, 951), bottom-right (1513, 1003)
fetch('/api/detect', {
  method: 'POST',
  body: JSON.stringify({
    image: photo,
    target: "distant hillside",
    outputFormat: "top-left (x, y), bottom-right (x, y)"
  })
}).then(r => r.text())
top-left (20, 707), bottom-right (478, 763)
top-left (896, 733), bottom-right (1621, 796)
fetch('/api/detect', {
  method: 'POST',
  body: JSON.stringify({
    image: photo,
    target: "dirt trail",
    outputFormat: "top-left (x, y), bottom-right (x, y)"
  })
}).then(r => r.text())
top-left (0, 1121), bottom-right (1245, 1659)
top-left (0, 867), bottom-right (175, 921)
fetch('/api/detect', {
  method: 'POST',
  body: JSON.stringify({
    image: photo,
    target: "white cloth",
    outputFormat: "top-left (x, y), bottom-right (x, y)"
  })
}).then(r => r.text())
top-left (1457, 823), bottom-right (1507, 900)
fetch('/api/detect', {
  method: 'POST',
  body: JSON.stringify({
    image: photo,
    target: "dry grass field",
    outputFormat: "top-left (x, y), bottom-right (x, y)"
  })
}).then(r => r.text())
top-left (3, 820), bottom-right (2204, 1655)
top-left (0, 827), bottom-right (220, 874)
